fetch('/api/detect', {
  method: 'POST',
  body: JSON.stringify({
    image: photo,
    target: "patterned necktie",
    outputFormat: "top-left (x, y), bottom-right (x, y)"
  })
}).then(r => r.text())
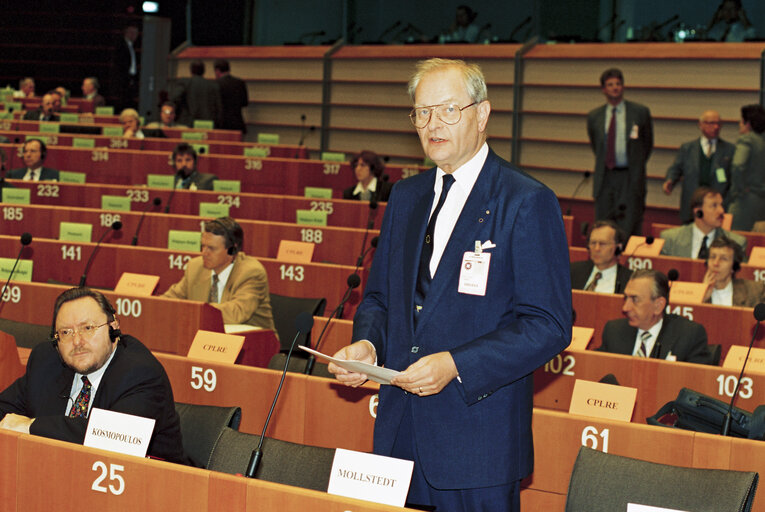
top-left (585, 271), bottom-right (602, 292)
top-left (208, 273), bottom-right (219, 303)
top-left (414, 174), bottom-right (456, 325)
top-left (636, 331), bottom-right (652, 358)
top-left (605, 107), bottom-right (617, 170)
top-left (697, 235), bottom-right (709, 260)
top-left (69, 376), bottom-right (92, 418)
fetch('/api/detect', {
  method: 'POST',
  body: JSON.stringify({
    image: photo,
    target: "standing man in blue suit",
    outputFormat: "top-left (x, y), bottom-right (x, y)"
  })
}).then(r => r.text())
top-left (328, 58), bottom-right (572, 511)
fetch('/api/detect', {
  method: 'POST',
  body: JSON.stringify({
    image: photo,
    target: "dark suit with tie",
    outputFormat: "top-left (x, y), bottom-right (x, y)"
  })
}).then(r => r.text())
top-left (217, 74), bottom-right (248, 133)
top-left (352, 149), bottom-right (571, 492)
top-left (587, 100), bottom-right (653, 236)
top-left (570, 260), bottom-right (632, 294)
top-left (174, 170), bottom-right (217, 191)
top-left (6, 167), bottom-right (59, 181)
top-left (597, 313), bottom-right (711, 364)
top-left (665, 137), bottom-right (735, 222)
top-left (0, 335), bottom-right (187, 464)
top-left (342, 180), bottom-right (394, 202)
top-left (172, 76), bottom-right (222, 128)
top-left (22, 109), bottom-right (59, 122)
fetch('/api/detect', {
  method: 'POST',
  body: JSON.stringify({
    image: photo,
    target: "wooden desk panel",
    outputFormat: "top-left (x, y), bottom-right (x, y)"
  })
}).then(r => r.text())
top-left (0, 204), bottom-right (375, 267)
top-left (0, 282), bottom-right (222, 355)
top-left (5, 180), bottom-right (386, 230)
top-left (533, 349), bottom-right (765, 423)
top-left (155, 352), bottom-right (378, 451)
top-left (0, 331), bottom-right (25, 390)
top-left (0, 430), bottom-right (19, 507)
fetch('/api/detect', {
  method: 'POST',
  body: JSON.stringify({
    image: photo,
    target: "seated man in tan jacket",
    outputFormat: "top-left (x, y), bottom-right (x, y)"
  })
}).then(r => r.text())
top-left (162, 217), bottom-right (275, 331)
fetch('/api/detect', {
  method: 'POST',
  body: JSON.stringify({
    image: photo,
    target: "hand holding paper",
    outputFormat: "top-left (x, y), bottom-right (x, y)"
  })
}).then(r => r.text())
top-left (303, 343), bottom-right (398, 385)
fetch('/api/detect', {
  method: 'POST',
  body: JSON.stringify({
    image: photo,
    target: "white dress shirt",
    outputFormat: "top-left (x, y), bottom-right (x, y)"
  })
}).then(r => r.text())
top-left (428, 143), bottom-right (488, 277)
top-left (66, 345), bottom-right (117, 417)
top-left (22, 167), bottom-right (42, 181)
top-left (604, 101), bottom-right (628, 168)
top-left (632, 318), bottom-right (663, 358)
top-left (691, 224), bottom-right (713, 259)
top-left (585, 263), bottom-right (618, 293)
top-left (710, 280), bottom-right (734, 306)
top-left (210, 262), bottom-right (234, 304)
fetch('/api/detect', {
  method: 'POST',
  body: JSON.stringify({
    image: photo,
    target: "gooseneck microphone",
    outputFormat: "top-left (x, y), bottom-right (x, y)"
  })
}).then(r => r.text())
top-left (721, 303), bottom-right (765, 436)
top-left (304, 273), bottom-right (362, 375)
top-left (355, 236), bottom-right (379, 272)
top-left (565, 171), bottom-right (591, 216)
top-left (131, 197), bottom-right (162, 246)
top-left (246, 312), bottom-right (314, 478)
top-left (667, 268), bottom-right (679, 282)
top-left (79, 221), bottom-right (122, 287)
top-left (0, 232), bottom-right (32, 303)
top-left (164, 171), bottom-right (184, 213)
top-left (626, 236), bottom-right (654, 258)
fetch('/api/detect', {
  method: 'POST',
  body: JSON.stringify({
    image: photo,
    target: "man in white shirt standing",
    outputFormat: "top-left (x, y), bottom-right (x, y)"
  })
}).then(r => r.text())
top-left (663, 110), bottom-right (736, 222)
top-left (6, 139), bottom-right (59, 181)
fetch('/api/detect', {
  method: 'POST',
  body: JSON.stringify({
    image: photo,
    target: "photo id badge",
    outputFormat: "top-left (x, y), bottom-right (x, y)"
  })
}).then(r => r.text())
top-left (458, 251), bottom-right (490, 296)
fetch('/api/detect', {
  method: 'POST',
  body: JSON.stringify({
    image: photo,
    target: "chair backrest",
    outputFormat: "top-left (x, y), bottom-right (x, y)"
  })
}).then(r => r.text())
top-left (267, 352), bottom-right (334, 379)
top-left (566, 446), bottom-right (759, 512)
top-left (208, 427), bottom-right (336, 492)
top-left (269, 293), bottom-right (326, 352)
top-left (174, 402), bottom-right (242, 468)
top-left (0, 318), bottom-right (51, 349)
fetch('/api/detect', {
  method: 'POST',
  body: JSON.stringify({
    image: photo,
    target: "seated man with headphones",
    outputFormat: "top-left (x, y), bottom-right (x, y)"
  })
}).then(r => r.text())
top-left (703, 236), bottom-right (765, 307)
top-left (0, 287), bottom-right (187, 464)
top-left (6, 138), bottom-right (59, 181)
top-left (171, 143), bottom-right (217, 191)
top-left (162, 217), bottom-right (276, 331)
top-left (570, 219), bottom-right (632, 294)
top-left (660, 186), bottom-right (746, 259)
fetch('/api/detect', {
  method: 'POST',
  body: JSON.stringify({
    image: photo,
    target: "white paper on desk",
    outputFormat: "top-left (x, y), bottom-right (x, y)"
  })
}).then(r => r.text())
top-left (628, 504), bottom-right (688, 512)
top-left (298, 345), bottom-right (400, 384)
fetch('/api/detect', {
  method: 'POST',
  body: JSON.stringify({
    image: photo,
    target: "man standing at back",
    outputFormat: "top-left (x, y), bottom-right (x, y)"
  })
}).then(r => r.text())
top-left (328, 58), bottom-right (571, 511)
top-left (214, 59), bottom-right (248, 133)
top-left (587, 68), bottom-right (653, 236)
top-left (172, 60), bottom-right (222, 128)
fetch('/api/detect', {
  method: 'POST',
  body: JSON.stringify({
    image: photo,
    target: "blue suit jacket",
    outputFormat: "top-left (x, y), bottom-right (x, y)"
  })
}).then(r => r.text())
top-left (352, 149), bottom-right (572, 489)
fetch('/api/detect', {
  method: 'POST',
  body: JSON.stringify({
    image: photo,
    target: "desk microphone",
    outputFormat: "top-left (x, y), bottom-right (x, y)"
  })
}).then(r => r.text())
top-left (304, 273), bottom-right (362, 375)
top-left (667, 268), bottom-right (679, 284)
top-left (0, 232), bottom-right (32, 304)
top-left (79, 221), bottom-right (122, 287)
top-left (164, 171), bottom-right (183, 213)
top-left (626, 236), bottom-right (654, 258)
top-left (246, 312), bottom-right (314, 478)
top-left (565, 171), bottom-right (591, 216)
top-left (131, 197), bottom-right (162, 246)
top-left (355, 236), bottom-right (379, 272)
top-left (721, 303), bottom-right (765, 436)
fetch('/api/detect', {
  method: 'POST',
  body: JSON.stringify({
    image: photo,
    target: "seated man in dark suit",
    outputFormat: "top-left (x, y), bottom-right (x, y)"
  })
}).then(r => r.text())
top-left (342, 150), bottom-right (393, 202)
top-left (6, 139), bottom-right (59, 181)
top-left (0, 287), bottom-right (187, 464)
top-left (570, 219), bottom-right (632, 293)
top-left (162, 217), bottom-right (276, 331)
top-left (21, 93), bottom-right (59, 122)
top-left (598, 269), bottom-right (712, 364)
top-left (660, 186), bottom-right (746, 259)
top-left (171, 143), bottom-right (217, 191)
top-left (703, 236), bottom-right (765, 307)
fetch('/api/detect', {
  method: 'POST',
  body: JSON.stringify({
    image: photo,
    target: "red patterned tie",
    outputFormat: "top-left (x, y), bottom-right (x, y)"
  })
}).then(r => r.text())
top-left (69, 376), bottom-right (92, 418)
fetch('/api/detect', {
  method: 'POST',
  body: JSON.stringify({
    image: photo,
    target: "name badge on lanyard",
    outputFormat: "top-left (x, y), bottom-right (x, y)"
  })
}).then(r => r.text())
top-left (458, 241), bottom-right (492, 296)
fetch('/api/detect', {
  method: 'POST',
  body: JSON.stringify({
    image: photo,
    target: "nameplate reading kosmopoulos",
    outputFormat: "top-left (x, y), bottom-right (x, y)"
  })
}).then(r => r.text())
top-left (84, 408), bottom-right (156, 458)
top-left (187, 330), bottom-right (245, 364)
top-left (568, 379), bottom-right (637, 423)
top-left (328, 448), bottom-right (413, 507)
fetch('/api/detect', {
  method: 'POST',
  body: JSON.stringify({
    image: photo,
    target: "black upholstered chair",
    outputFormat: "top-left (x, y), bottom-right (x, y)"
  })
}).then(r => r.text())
top-left (268, 293), bottom-right (326, 352)
top-left (174, 402), bottom-right (242, 468)
top-left (566, 446), bottom-right (758, 512)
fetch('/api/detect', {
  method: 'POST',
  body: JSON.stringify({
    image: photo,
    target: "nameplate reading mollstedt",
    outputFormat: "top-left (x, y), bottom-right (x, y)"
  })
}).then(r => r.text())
top-left (328, 448), bottom-right (413, 507)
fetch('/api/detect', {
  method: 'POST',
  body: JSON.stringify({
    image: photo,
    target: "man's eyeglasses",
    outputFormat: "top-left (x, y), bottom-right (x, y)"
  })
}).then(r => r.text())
top-left (588, 241), bottom-right (616, 249)
top-left (55, 322), bottom-right (109, 342)
top-left (409, 102), bottom-right (477, 128)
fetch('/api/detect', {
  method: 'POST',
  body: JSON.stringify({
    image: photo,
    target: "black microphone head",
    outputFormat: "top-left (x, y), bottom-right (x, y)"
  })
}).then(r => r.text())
top-left (754, 303), bottom-right (765, 322)
top-left (645, 236), bottom-right (654, 245)
top-left (20, 232), bottom-right (32, 246)
top-left (370, 236), bottom-right (379, 248)
top-left (295, 311), bottom-right (314, 333)
top-left (300, 114), bottom-right (306, 121)
top-left (667, 269), bottom-right (679, 281)
top-left (382, 174), bottom-right (390, 182)
top-left (346, 273), bottom-right (362, 289)
top-left (369, 199), bottom-right (378, 210)
top-left (599, 374), bottom-right (620, 386)
top-left (583, 171), bottom-right (591, 178)
top-left (111, 221), bottom-right (123, 231)
top-left (152, 197), bottom-right (162, 206)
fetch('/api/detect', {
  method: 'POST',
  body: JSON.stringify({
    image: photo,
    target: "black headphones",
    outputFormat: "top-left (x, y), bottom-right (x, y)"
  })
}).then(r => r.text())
top-left (695, 209), bottom-right (704, 219)
top-left (209, 218), bottom-right (239, 256)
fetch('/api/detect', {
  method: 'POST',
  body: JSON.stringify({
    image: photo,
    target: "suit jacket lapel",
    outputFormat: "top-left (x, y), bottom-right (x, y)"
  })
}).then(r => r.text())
top-left (415, 152), bottom-right (497, 331)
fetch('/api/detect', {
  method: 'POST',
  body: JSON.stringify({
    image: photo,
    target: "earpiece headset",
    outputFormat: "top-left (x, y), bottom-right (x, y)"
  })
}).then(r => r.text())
top-left (695, 209), bottom-right (704, 219)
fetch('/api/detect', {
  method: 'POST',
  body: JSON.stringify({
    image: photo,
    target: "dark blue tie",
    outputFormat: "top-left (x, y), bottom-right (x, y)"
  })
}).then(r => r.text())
top-left (414, 174), bottom-right (456, 326)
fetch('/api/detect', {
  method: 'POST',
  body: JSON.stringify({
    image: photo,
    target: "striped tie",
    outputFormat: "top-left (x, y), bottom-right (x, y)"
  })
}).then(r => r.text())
top-left (636, 331), bottom-right (651, 358)
top-left (585, 272), bottom-right (602, 292)
top-left (69, 376), bottom-right (91, 418)
top-left (208, 273), bottom-right (219, 303)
